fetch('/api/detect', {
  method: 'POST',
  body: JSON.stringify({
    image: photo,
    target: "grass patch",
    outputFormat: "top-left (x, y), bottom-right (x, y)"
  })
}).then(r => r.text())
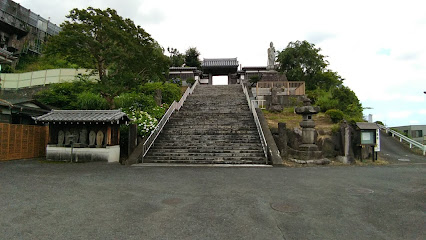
top-left (262, 108), bottom-right (335, 136)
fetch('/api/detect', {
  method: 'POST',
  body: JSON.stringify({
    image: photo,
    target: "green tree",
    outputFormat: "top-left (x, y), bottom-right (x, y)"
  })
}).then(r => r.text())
top-left (44, 7), bottom-right (169, 94)
top-left (167, 47), bottom-right (185, 67)
top-left (277, 40), bottom-right (343, 90)
top-left (184, 47), bottom-right (201, 69)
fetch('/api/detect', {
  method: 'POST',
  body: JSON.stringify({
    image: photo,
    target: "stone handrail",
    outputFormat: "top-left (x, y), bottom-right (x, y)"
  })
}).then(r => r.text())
top-left (377, 124), bottom-right (425, 155)
top-left (241, 82), bottom-right (269, 160)
top-left (141, 80), bottom-right (199, 161)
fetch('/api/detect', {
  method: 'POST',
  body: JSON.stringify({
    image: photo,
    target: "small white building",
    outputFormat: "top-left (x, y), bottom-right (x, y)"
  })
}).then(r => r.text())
top-left (392, 125), bottom-right (426, 144)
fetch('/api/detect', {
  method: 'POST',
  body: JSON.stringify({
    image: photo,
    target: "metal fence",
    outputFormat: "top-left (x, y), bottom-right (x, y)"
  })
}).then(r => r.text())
top-left (378, 124), bottom-right (425, 155)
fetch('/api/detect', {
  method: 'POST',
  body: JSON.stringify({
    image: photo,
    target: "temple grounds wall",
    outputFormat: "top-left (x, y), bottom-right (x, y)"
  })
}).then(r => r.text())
top-left (0, 123), bottom-right (48, 161)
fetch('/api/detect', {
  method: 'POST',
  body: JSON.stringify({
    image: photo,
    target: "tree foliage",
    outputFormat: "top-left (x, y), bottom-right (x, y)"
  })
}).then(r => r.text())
top-left (184, 47), bottom-right (201, 69)
top-left (13, 54), bottom-right (78, 73)
top-left (76, 91), bottom-right (109, 109)
top-left (139, 82), bottom-right (181, 104)
top-left (277, 40), bottom-right (343, 90)
top-left (44, 7), bottom-right (169, 94)
top-left (34, 80), bottom-right (99, 109)
top-left (307, 86), bottom-right (363, 119)
top-left (167, 47), bottom-right (185, 67)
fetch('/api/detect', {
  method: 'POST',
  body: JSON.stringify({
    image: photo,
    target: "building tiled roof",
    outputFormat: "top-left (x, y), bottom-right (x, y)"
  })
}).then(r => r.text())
top-left (242, 66), bottom-right (267, 71)
top-left (356, 122), bottom-right (379, 130)
top-left (34, 110), bottom-right (130, 123)
top-left (169, 67), bottom-right (198, 71)
top-left (202, 58), bottom-right (239, 68)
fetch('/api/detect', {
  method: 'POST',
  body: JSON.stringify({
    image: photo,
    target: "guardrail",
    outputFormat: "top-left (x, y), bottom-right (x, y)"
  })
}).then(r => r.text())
top-left (241, 82), bottom-right (269, 160)
top-left (141, 80), bottom-right (199, 161)
top-left (252, 99), bottom-right (266, 109)
top-left (377, 124), bottom-right (425, 155)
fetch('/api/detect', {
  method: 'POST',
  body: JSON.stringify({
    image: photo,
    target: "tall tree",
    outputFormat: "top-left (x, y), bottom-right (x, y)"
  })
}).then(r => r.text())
top-left (167, 47), bottom-right (185, 67)
top-left (277, 40), bottom-right (343, 90)
top-left (44, 7), bottom-right (169, 94)
top-left (184, 47), bottom-right (201, 69)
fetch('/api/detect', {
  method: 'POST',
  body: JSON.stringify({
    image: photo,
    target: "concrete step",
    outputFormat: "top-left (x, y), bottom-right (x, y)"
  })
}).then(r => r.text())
top-left (157, 135), bottom-right (261, 141)
top-left (148, 148), bottom-right (263, 153)
top-left (143, 84), bottom-right (267, 165)
top-left (143, 156), bottom-right (266, 164)
top-left (146, 151), bottom-right (264, 158)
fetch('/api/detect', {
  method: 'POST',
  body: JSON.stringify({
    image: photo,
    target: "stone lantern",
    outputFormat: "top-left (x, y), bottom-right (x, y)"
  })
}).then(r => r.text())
top-left (295, 98), bottom-right (320, 150)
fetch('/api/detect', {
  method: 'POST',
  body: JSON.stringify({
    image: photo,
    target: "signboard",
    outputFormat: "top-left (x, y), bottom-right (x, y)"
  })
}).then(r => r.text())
top-left (375, 129), bottom-right (380, 152)
top-left (361, 131), bottom-right (375, 145)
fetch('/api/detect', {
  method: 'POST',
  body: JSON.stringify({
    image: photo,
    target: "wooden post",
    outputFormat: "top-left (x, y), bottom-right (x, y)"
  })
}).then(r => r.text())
top-left (107, 126), bottom-right (112, 146)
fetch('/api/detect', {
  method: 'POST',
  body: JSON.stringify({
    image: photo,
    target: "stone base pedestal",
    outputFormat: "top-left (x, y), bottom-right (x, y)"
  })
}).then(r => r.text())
top-left (336, 156), bottom-right (355, 164)
top-left (268, 104), bottom-right (283, 112)
top-left (299, 144), bottom-right (319, 151)
top-left (288, 148), bottom-right (323, 160)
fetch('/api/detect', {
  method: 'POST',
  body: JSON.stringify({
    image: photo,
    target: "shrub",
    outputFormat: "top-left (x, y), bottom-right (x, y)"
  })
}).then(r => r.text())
top-left (325, 109), bottom-right (344, 123)
top-left (124, 108), bottom-right (158, 137)
top-left (186, 77), bottom-right (195, 86)
top-left (171, 78), bottom-right (182, 86)
top-left (76, 91), bottom-right (109, 109)
top-left (147, 104), bottom-right (168, 120)
top-left (114, 92), bottom-right (156, 111)
top-left (139, 82), bottom-right (181, 104)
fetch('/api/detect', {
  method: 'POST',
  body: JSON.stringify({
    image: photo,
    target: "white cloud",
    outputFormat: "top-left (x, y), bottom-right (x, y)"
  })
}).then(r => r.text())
top-left (409, 120), bottom-right (420, 125)
top-left (387, 111), bottom-right (413, 119)
top-left (419, 109), bottom-right (426, 115)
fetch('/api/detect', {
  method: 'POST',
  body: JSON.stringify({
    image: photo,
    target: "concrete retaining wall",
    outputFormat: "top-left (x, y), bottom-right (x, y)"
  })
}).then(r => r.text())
top-left (46, 145), bottom-right (120, 163)
top-left (1, 69), bottom-right (99, 89)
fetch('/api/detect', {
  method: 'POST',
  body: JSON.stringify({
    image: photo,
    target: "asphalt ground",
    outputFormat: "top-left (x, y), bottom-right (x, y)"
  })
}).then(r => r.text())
top-left (378, 130), bottom-right (425, 164)
top-left (0, 159), bottom-right (425, 240)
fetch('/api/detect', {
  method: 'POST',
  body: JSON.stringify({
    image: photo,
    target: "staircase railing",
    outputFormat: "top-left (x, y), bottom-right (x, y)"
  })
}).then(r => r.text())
top-left (141, 80), bottom-right (199, 161)
top-left (241, 81), bottom-right (269, 160)
top-left (377, 124), bottom-right (425, 155)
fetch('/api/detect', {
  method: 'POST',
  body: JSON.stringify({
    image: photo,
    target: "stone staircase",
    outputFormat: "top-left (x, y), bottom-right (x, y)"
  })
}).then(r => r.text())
top-left (143, 84), bottom-right (267, 164)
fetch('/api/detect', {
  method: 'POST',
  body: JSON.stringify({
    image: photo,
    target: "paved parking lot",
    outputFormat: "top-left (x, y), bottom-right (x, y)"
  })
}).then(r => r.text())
top-left (0, 159), bottom-right (425, 240)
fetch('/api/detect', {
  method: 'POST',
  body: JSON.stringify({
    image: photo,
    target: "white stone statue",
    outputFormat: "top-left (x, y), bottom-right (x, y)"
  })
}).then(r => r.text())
top-left (267, 42), bottom-right (276, 70)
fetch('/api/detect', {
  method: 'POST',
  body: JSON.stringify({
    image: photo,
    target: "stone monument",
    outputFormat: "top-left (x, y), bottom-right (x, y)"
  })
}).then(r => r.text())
top-left (96, 130), bottom-right (104, 148)
top-left (79, 127), bottom-right (88, 147)
top-left (336, 121), bottom-right (355, 164)
top-left (65, 130), bottom-right (72, 146)
top-left (268, 86), bottom-right (283, 112)
top-left (289, 97), bottom-right (326, 162)
top-left (57, 130), bottom-right (64, 147)
top-left (267, 42), bottom-right (276, 70)
top-left (89, 130), bottom-right (96, 147)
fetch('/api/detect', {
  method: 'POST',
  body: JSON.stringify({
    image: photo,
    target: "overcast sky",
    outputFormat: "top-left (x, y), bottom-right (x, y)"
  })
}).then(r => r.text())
top-left (16, 0), bottom-right (426, 127)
